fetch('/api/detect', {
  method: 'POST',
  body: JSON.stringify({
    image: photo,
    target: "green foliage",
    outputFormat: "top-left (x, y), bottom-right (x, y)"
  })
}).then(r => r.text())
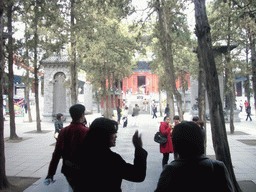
top-left (208, 0), bottom-right (255, 82)
top-left (148, 0), bottom-right (198, 91)
top-left (75, 2), bottom-right (138, 87)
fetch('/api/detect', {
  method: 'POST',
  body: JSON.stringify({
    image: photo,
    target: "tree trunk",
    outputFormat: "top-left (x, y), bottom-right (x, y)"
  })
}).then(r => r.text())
top-left (197, 46), bottom-right (206, 123)
top-left (156, 0), bottom-right (183, 121)
top-left (25, 81), bottom-right (32, 122)
top-left (102, 80), bottom-right (108, 118)
top-left (113, 74), bottom-right (116, 110)
top-left (194, 0), bottom-right (241, 191)
top-left (197, 43), bottom-right (207, 154)
top-left (230, 84), bottom-right (235, 133)
top-left (182, 89), bottom-right (186, 114)
top-left (108, 74), bottom-right (112, 119)
top-left (7, 3), bottom-right (18, 139)
top-left (24, 24), bottom-right (32, 122)
top-left (167, 91), bottom-right (174, 123)
top-left (226, 14), bottom-right (235, 133)
top-left (0, 1), bottom-right (10, 188)
top-left (245, 44), bottom-right (251, 104)
top-left (159, 91), bottom-right (163, 117)
top-left (174, 89), bottom-right (183, 121)
top-left (70, 0), bottom-right (77, 105)
top-left (34, 0), bottom-right (41, 132)
top-left (250, 35), bottom-right (256, 110)
top-left (95, 90), bottom-right (100, 113)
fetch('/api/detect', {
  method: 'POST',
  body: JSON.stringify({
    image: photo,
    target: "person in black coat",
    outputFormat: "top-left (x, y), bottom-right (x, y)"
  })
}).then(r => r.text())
top-left (164, 104), bottom-right (170, 117)
top-left (152, 104), bottom-right (157, 119)
top-left (246, 105), bottom-right (252, 121)
top-left (117, 105), bottom-right (122, 124)
top-left (68, 117), bottom-right (148, 192)
top-left (155, 121), bottom-right (234, 192)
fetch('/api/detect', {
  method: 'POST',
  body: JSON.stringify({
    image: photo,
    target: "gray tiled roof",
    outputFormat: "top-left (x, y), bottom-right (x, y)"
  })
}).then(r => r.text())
top-left (133, 61), bottom-right (151, 72)
top-left (41, 55), bottom-right (70, 64)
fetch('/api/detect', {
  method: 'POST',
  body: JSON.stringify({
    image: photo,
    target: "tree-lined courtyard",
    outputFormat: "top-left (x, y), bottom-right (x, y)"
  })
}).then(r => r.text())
top-left (0, 0), bottom-right (256, 191)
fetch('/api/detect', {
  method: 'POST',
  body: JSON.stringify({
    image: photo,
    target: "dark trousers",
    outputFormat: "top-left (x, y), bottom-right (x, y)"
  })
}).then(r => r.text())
top-left (246, 113), bottom-right (252, 121)
top-left (162, 153), bottom-right (169, 168)
top-left (153, 112), bottom-right (157, 119)
top-left (123, 119), bottom-right (128, 128)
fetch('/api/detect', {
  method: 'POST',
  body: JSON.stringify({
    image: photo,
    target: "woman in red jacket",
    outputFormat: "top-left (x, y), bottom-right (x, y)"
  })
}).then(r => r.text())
top-left (160, 116), bottom-right (173, 168)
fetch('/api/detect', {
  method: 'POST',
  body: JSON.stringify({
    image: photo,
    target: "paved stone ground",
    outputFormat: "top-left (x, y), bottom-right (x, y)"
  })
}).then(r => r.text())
top-left (3, 111), bottom-right (256, 191)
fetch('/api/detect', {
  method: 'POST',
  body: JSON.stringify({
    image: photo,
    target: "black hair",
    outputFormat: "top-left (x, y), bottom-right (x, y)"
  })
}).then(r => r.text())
top-left (173, 115), bottom-right (180, 120)
top-left (192, 116), bottom-right (199, 122)
top-left (164, 116), bottom-right (170, 121)
top-left (56, 113), bottom-right (63, 121)
top-left (172, 121), bottom-right (204, 158)
top-left (69, 104), bottom-right (85, 121)
top-left (86, 118), bottom-right (118, 149)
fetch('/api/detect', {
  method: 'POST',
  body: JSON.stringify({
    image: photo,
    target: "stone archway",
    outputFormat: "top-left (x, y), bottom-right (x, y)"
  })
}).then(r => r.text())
top-left (53, 72), bottom-right (66, 114)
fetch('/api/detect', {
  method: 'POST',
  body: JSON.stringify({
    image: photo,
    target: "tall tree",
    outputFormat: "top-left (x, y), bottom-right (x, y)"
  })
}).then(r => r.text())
top-left (194, 0), bottom-right (241, 191)
top-left (19, 0), bottom-right (65, 130)
top-left (77, 0), bottom-right (136, 118)
top-left (70, 0), bottom-right (77, 105)
top-left (231, 0), bottom-right (256, 110)
top-left (153, 0), bottom-right (194, 121)
top-left (0, 0), bottom-right (10, 189)
top-left (23, 24), bottom-right (32, 122)
top-left (6, 0), bottom-right (20, 139)
top-left (208, 0), bottom-right (244, 133)
top-left (33, 0), bottom-right (41, 132)
top-left (155, 0), bottom-right (177, 120)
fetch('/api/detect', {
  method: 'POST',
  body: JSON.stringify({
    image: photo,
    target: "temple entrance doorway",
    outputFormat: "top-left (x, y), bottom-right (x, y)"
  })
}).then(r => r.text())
top-left (137, 76), bottom-right (146, 94)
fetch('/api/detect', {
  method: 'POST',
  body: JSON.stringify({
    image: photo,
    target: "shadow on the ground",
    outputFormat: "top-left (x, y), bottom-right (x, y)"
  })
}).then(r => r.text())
top-left (0, 176), bottom-right (39, 192)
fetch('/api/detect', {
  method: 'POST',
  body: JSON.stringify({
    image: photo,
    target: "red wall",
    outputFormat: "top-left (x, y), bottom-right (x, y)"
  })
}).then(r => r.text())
top-left (123, 72), bottom-right (159, 95)
top-left (123, 72), bottom-right (190, 95)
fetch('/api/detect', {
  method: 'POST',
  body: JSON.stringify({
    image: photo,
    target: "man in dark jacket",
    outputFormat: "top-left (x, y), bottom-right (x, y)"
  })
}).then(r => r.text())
top-left (155, 122), bottom-right (234, 192)
top-left (246, 105), bottom-right (252, 121)
top-left (45, 104), bottom-right (89, 189)
top-left (164, 104), bottom-right (170, 117)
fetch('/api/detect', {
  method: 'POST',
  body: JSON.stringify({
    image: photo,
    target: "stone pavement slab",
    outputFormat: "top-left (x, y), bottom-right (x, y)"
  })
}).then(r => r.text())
top-left (3, 112), bottom-right (256, 191)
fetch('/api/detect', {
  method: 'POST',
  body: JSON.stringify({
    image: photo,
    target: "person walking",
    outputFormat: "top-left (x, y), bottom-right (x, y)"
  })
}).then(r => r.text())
top-left (54, 113), bottom-right (63, 140)
top-left (143, 99), bottom-right (148, 112)
top-left (132, 104), bottom-right (140, 127)
top-left (73, 118), bottom-right (148, 191)
top-left (155, 121), bottom-right (234, 192)
top-left (244, 100), bottom-right (249, 109)
top-left (117, 105), bottom-right (122, 124)
top-left (246, 104), bottom-right (252, 121)
top-left (239, 100), bottom-right (243, 112)
top-left (152, 104), bottom-right (157, 119)
top-left (159, 116), bottom-right (173, 168)
top-left (45, 104), bottom-right (89, 190)
top-left (123, 106), bottom-right (129, 128)
top-left (164, 104), bottom-right (170, 117)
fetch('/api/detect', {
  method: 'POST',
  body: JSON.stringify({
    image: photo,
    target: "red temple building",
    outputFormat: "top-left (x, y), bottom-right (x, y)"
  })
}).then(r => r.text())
top-left (123, 61), bottom-right (159, 95)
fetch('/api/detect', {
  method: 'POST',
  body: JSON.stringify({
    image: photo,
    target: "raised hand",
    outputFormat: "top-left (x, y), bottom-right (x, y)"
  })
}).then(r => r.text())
top-left (132, 130), bottom-right (142, 148)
